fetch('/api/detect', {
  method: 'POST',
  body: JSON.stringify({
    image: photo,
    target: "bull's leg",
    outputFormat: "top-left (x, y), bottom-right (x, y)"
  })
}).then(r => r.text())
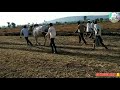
top-left (35, 37), bottom-right (38, 45)
top-left (44, 37), bottom-right (47, 46)
top-left (35, 37), bottom-right (40, 46)
top-left (42, 33), bottom-right (47, 46)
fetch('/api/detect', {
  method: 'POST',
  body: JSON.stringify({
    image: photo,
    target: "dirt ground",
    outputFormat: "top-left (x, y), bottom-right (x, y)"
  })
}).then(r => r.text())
top-left (0, 35), bottom-right (120, 78)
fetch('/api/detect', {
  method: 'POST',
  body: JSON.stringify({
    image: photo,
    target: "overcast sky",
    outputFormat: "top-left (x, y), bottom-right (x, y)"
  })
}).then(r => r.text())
top-left (0, 12), bottom-right (111, 26)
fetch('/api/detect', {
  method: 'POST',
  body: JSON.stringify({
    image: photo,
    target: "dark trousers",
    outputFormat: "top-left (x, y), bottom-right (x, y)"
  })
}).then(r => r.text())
top-left (89, 31), bottom-right (94, 38)
top-left (79, 33), bottom-right (87, 44)
top-left (42, 32), bottom-right (47, 38)
top-left (93, 36), bottom-right (108, 49)
top-left (25, 37), bottom-right (33, 46)
top-left (50, 38), bottom-right (57, 53)
top-left (86, 32), bottom-right (94, 38)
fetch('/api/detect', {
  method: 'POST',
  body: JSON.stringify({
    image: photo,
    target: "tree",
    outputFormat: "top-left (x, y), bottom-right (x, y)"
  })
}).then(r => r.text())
top-left (11, 22), bottom-right (16, 28)
top-left (64, 22), bottom-right (67, 24)
top-left (84, 16), bottom-right (87, 22)
top-left (28, 23), bottom-right (30, 26)
top-left (7, 22), bottom-right (11, 28)
top-left (100, 18), bottom-right (103, 22)
top-left (95, 18), bottom-right (99, 22)
top-left (56, 22), bottom-right (61, 25)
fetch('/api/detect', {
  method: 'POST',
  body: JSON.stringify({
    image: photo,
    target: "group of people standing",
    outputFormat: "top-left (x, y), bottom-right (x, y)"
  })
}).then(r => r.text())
top-left (76, 20), bottom-right (108, 50)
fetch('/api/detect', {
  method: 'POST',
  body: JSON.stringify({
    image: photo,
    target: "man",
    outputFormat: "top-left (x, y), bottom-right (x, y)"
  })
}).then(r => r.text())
top-left (20, 25), bottom-right (33, 46)
top-left (89, 21), bottom-right (94, 39)
top-left (86, 20), bottom-right (92, 37)
top-left (93, 20), bottom-right (108, 50)
top-left (77, 21), bottom-right (87, 45)
top-left (45, 23), bottom-right (57, 53)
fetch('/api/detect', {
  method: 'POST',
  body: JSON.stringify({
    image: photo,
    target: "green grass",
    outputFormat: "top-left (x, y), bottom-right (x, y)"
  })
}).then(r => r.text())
top-left (0, 35), bottom-right (120, 78)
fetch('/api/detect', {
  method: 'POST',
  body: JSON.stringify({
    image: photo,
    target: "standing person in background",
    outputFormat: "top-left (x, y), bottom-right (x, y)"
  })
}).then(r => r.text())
top-left (89, 21), bottom-right (94, 39)
top-left (45, 23), bottom-right (57, 54)
top-left (20, 25), bottom-right (33, 46)
top-left (93, 20), bottom-right (108, 50)
top-left (86, 20), bottom-right (92, 38)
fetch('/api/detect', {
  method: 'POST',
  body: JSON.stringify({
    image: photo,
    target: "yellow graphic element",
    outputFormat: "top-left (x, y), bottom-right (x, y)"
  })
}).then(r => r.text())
top-left (116, 73), bottom-right (120, 77)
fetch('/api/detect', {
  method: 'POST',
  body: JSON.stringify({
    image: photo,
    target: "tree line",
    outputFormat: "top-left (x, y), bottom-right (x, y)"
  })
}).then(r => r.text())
top-left (55, 16), bottom-right (109, 25)
top-left (7, 22), bottom-right (16, 28)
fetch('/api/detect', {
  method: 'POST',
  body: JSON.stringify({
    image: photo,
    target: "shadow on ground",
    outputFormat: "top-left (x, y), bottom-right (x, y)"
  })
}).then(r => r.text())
top-left (0, 42), bottom-right (120, 65)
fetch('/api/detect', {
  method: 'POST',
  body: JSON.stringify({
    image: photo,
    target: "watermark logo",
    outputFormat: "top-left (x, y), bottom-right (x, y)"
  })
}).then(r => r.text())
top-left (109, 12), bottom-right (120, 23)
top-left (96, 73), bottom-right (120, 77)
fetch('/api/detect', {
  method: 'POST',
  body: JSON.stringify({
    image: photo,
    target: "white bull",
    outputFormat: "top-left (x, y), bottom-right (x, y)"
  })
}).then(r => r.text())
top-left (32, 25), bottom-right (49, 46)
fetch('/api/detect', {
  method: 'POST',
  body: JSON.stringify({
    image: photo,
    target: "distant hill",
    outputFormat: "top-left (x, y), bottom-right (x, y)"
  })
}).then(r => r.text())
top-left (47, 15), bottom-right (109, 23)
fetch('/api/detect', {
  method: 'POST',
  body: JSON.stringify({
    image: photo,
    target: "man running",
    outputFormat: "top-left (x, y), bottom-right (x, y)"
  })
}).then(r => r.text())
top-left (77, 21), bottom-right (87, 45)
top-left (93, 20), bottom-right (108, 50)
top-left (20, 25), bottom-right (33, 46)
top-left (45, 23), bottom-right (57, 53)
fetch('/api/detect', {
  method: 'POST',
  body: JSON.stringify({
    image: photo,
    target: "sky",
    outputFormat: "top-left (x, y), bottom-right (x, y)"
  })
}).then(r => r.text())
top-left (0, 12), bottom-right (111, 26)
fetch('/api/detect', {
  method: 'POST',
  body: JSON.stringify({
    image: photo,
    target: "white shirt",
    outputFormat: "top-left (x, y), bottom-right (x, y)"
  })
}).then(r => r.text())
top-left (20, 28), bottom-right (29, 37)
top-left (78, 29), bottom-right (80, 33)
top-left (94, 24), bottom-right (101, 36)
top-left (46, 26), bottom-right (56, 39)
top-left (91, 23), bottom-right (94, 29)
top-left (86, 23), bottom-right (91, 32)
